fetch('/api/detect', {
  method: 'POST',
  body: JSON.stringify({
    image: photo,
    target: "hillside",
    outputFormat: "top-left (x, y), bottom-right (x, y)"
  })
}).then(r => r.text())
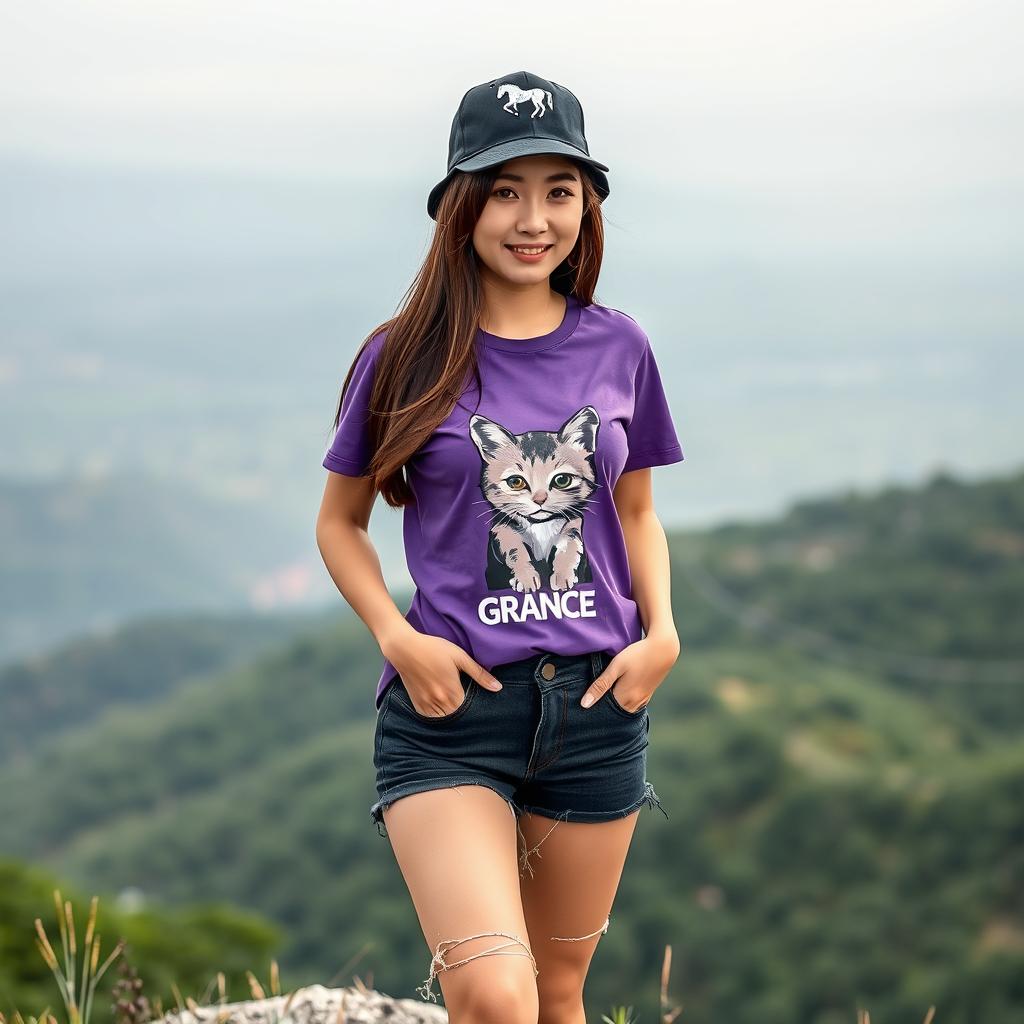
top-left (0, 464), bottom-right (1021, 1023)
top-left (0, 606), bottom-right (344, 766)
top-left (673, 466), bottom-right (1024, 732)
top-left (0, 471), bottom-right (338, 665)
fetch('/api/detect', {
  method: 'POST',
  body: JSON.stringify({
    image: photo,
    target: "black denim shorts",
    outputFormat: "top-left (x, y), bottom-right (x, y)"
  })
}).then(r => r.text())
top-left (370, 649), bottom-right (668, 839)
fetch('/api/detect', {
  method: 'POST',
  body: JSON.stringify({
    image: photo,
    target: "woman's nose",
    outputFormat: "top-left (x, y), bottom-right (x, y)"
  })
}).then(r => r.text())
top-left (517, 202), bottom-right (548, 233)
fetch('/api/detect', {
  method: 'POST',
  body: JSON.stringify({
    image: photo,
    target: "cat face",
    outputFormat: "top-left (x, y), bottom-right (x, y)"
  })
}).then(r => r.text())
top-left (469, 406), bottom-right (600, 524)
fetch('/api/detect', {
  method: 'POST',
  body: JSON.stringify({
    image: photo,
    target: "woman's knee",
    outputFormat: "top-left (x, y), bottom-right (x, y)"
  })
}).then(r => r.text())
top-left (536, 980), bottom-right (586, 1024)
top-left (417, 926), bottom-right (540, 1021)
top-left (454, 971), bottom-right (539, 1024)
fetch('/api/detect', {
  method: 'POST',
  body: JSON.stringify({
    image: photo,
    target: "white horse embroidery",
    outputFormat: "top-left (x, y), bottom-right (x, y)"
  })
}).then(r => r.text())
top-left (495, 83), bottom-right (553, 118)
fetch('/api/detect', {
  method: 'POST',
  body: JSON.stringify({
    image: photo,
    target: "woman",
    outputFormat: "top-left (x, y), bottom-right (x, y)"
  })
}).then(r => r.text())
top-left (315, 70), bottom-right (684, 1021)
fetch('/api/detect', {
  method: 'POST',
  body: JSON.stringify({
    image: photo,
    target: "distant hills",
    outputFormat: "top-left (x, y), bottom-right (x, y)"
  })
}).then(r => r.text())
top-left (0, 606), bottom-right (344, 765)
top-left (0, 470), bottom-right (357, 665)
top-left (672, 465), bottom-right (1024, 733)
top-left (1, 464), bottom-right (1021, 1023)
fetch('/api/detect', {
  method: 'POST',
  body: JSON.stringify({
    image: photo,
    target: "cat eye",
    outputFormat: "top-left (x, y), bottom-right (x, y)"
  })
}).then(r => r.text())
top-left (504, 473), bottom-right (575, 491)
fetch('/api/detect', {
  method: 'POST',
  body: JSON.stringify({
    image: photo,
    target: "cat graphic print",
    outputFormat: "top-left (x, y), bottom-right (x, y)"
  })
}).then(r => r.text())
top-left (469, 406), bottom-right (600, 611)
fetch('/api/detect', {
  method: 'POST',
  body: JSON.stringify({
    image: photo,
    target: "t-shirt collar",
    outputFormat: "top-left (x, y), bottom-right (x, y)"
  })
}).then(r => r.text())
top-left (476, 293), bottom-right (581, 354)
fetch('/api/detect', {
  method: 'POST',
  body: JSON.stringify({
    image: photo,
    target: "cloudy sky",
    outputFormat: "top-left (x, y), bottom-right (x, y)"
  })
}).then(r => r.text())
top-left (1, 0), bottom-right (1019, 193)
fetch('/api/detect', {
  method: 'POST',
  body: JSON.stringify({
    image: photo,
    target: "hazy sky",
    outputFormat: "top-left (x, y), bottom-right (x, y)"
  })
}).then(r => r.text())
top-left (1, 0), bottom-right (1020, 193)
top-left (1, 0), bottom-right (1021, 530)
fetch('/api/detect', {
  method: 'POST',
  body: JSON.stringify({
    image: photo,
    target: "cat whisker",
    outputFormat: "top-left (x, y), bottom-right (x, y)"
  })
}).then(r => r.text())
top-left (471, 499), bottom-right (515, 519)
top-left (563, 501), bottom-right (595, 518)
top-left (477, 505), bottom-right (510, 522)
top-left (481, 507), bottom-right (517, 528)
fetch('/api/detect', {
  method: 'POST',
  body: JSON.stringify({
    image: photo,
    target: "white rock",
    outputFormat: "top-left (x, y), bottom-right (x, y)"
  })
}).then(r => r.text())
top-left (158, 982), bottom-right (448, 1024)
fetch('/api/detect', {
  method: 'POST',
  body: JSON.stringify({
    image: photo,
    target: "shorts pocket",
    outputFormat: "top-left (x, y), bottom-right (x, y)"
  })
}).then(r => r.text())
top-left (605, 685), bottom-right (649, 719)
top-left (390, 670), bottom-right (477, 723)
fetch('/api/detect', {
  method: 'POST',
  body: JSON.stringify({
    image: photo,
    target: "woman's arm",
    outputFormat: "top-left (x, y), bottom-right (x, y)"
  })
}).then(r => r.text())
top-left (580, 467), bottom-right (680, 711)
top-left (315, 472), bottom-right (502, 710)
top-left (612, 467), bottom-right (679, 647)
top-left (315, 472), bottom-right (415, 656)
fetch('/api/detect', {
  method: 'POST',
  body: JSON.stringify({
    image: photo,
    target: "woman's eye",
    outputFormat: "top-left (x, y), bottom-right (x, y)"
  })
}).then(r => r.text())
top-left (492, 187), bottom-right (574, 200)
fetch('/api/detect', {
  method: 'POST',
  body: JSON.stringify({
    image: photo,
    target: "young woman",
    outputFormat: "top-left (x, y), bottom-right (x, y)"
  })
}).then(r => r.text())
top-left (316, 71), bottom-right (684, 1021)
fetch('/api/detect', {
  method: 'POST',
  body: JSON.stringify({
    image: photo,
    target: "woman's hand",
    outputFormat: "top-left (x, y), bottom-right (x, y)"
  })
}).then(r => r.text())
top-left (380, 626), bottom-right (502, 717)
top-left (581, 630), bottom-right (680, 711)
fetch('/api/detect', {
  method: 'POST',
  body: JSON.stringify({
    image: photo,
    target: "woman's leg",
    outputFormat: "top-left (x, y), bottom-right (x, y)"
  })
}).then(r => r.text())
top-left (517, 808), bottom-right (642, 1024)
top-left (382, 783), bottom-right (540, 1024)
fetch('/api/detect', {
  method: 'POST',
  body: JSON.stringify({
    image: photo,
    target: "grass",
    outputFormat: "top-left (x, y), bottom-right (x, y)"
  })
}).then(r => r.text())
top-left (5, 891), bottom-right (941, 1024)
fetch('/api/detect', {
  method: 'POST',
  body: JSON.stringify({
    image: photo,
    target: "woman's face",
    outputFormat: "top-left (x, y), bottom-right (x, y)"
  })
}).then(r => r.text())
top-left (472, 154), bottom-right (584, 287)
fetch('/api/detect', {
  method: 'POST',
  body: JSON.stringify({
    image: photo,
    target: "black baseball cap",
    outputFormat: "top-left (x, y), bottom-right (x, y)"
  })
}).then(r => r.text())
top-left (427, 71), bottom-right (610, 221)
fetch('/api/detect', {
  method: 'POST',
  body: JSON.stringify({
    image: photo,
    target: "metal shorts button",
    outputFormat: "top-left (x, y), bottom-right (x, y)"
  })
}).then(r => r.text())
top-left (541, 662), bottom-right (556, 680)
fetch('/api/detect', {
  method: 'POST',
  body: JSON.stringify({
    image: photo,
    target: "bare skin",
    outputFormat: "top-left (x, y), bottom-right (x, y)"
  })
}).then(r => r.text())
top-left (382, 786), bottom-right (538, 1021)
top-left (472, 154), bottom-right (584, 341)
top-left (518, 808), bottom-right (640, 1024)
top-left (381, 783), bottom-right (640, 1023)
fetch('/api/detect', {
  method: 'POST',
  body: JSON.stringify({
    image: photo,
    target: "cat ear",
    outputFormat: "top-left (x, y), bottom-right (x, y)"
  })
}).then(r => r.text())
top-left (557, 406), bottom-right (600, 452)
top-left (469, 413), bottom-right (518, 460)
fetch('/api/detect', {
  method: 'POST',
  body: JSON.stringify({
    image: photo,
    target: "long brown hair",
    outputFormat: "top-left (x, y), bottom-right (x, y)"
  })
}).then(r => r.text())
top-left (327, 159), bottom-right (606, 508)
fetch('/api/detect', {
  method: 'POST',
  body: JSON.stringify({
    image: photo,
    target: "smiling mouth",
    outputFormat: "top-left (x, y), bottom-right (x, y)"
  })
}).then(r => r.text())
top-left (505, 244), bottom-right (554, 255)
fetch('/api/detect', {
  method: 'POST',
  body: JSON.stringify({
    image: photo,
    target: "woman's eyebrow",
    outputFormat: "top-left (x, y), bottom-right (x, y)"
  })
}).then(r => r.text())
top-left (494, 171), bottom-right (579, 184)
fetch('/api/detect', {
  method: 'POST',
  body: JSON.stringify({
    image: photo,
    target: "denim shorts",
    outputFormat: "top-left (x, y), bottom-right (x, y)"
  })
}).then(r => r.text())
top-left (369, 649), bottom-right (668, 843)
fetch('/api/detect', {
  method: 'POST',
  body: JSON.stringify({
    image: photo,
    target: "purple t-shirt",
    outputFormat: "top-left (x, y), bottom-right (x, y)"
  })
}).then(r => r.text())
top-left (322, 293), bottom-right (685, 710)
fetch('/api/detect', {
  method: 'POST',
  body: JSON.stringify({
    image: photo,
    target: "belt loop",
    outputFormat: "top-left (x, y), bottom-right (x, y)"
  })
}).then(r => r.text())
top-left (589, 650), bottom-right (604, 681)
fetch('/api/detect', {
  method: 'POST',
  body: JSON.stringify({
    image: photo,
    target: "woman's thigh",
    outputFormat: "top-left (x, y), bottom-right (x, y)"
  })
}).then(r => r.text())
top-left (518, 809), bottom-right (641, 1011)
top-left (382, 783), bottom-right (540, 1021)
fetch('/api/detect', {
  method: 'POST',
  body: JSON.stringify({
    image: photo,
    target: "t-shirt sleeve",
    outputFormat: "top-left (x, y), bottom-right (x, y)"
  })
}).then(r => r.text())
top-left (621, 335), bottom-right (685, 473)
top-left (322, 335), bottom-right (383, 477)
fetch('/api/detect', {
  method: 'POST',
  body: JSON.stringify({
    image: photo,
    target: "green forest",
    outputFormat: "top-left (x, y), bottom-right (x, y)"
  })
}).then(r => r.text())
top-left (1, 466), bottom-right (1022, 1024)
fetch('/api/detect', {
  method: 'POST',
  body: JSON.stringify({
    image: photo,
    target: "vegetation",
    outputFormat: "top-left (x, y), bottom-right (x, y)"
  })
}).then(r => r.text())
top-left (1, 465), bottom-right (1021, 1022)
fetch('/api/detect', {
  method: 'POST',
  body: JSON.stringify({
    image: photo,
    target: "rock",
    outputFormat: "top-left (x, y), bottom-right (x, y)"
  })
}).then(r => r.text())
top-left (158, 982), bottom-right (448, 1024)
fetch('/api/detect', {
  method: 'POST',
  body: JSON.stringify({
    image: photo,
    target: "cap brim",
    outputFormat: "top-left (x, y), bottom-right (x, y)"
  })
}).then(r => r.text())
top-left (455, 137), bottom-right (609, 174)
top-left (427, 138), bottom-right (610, 220)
